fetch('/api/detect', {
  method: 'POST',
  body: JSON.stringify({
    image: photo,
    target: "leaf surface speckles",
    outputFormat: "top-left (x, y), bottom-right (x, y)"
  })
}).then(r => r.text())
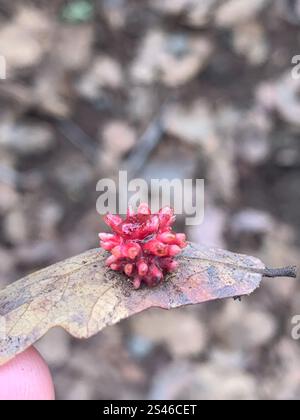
top-left (0, 242), bottom-right (266, 365)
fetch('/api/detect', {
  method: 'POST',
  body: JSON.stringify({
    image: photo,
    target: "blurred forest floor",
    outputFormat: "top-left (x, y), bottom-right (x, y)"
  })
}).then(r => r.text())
top-left (0, 0), bottom-right (300, 400)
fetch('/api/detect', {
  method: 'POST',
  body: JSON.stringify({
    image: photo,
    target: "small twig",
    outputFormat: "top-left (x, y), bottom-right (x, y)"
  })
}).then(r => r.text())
top-left (123, 115), bottom-right (164, 179)
top-left (57, 120), bottom-right (96, 162)
top-left (263, 266), bottom-right (297, 279)
top-left (123, 98), bottom-right (172, 179)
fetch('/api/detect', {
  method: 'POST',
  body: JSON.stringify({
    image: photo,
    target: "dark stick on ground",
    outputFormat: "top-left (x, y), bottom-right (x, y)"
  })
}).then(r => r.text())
top-left (122, 101), bottom-right (169, 179)
top-left (263, 266), bottom-right (297, 279)
top-left (57, 120), bottom-right (97, 162)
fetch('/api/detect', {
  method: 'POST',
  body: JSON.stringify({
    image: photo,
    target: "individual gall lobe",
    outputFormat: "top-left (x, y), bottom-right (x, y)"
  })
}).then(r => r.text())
top-left (99, 203), bottom-right (187, 288)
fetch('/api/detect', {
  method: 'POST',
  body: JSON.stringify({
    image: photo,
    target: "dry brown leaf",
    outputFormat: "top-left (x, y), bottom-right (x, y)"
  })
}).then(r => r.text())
top-left (0, 242), bottom-right (293, 365)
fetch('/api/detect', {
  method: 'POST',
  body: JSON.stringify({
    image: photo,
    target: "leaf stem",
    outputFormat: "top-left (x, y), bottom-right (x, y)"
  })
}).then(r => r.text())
top-left (263, 266), bottom-right (297, 279)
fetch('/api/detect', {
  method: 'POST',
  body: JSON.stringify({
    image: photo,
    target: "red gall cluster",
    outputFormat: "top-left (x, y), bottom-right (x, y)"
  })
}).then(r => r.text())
top-left (99, 203), bottom-right (187, 289)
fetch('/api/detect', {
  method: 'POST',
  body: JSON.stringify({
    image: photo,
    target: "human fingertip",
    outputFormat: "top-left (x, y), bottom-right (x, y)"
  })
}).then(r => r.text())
top-left (0, 347), bottom-right (55, 400)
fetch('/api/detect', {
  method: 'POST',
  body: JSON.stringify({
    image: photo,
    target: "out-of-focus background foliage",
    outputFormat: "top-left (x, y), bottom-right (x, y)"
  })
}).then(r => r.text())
top-left (0, 0), bottom-right (300, 400)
